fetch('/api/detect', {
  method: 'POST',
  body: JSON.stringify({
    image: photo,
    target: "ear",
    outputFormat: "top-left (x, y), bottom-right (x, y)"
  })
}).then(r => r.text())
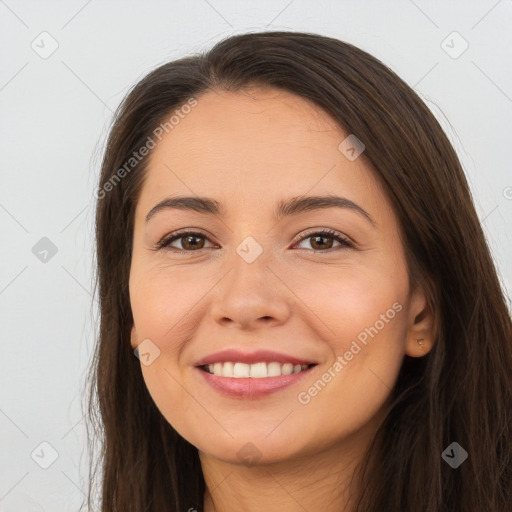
top-left (404, 282), bottom-right (436, 357)
top-left (130, 324), bottom-right (138, 350)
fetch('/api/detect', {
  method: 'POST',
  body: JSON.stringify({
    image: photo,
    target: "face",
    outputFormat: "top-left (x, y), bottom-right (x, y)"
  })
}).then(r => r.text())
top-left (129, 87), bottom-right (431, 465)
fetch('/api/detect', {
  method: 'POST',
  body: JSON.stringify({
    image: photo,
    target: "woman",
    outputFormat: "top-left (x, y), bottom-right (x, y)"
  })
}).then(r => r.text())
top-left (85, 30), bottom-right (512, 511)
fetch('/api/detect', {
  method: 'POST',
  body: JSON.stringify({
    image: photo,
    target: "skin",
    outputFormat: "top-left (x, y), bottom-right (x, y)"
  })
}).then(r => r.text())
top-left (129, 86), bottom-right (435, 512)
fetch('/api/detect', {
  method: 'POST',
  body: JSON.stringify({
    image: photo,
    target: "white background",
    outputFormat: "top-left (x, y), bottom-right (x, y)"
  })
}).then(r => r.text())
top-left (1, 1), bottom-right (511, 510)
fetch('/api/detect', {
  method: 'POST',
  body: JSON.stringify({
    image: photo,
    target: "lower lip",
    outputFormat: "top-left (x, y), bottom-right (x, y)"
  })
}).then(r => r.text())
top-left (194, 365), bottom-right (316, 399)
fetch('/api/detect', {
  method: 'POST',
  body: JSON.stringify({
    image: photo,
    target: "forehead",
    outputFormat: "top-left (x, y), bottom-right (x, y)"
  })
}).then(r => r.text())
top-left (138, 87), bottom-right (387, 222)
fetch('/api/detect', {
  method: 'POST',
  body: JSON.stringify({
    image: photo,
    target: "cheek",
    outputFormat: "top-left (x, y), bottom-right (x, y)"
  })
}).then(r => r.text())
top-left (295, 263), bottom-right (406, 345)
top-left (129, 265), bottom-right (204, 347)
top-left (292, 264), bottom-right (408, 402)
top-left (130, 268), bottom-right (202, 433)
top-left (129, 253), bottom-right (409, 450)
top-left (287, 289), bottom-right (406, 449)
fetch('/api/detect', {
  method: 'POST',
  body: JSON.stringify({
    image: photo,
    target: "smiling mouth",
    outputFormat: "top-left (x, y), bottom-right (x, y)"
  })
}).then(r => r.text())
top-left (199, 361), bottom-right (317, 378)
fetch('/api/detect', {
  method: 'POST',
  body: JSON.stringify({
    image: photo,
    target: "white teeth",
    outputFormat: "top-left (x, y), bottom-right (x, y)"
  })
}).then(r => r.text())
top-left (233, 362), bottom-right (250, 378)
top-left (281, 363), bottom-right (293, 375)
top-left (249, 362), bottom-right (267, 378)
top-left (267, 362), bottom-right (281, 377)
top-left (222, 362), bottom-right (234, 376)
top-left (204, 361), bottom-right (311, 378)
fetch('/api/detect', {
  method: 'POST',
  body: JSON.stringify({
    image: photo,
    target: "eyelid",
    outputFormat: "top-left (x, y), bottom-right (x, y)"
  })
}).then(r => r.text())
top-left (152, 228), bottom-right (215, 251)
top-left (154, 227), bottom-right (354, 252)
top-left (290, 227), bottom-right (352, 246)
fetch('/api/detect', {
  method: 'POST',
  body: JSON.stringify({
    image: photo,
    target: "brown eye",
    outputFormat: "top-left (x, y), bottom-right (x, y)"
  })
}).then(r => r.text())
top-left (155, 231), bottom-right (214, 252)
top-left (294, 229), bottom-right (353, 252)
top-left (178, 234), bottom-right (205, 250)
top-left (154, 228), bottom-right (353, 253)
top-left (309, 234), bottom-right (335, 250)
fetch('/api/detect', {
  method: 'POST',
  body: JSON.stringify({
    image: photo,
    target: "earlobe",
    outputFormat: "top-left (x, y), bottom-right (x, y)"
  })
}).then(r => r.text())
top-left (405, 285), bottom-right (436, 357)
top-left (405, 326), bottom-right (435, 358)
top-left (407, 337), bottom-right (431, 357)
top-left (130, 325), bottom-right (138, 349)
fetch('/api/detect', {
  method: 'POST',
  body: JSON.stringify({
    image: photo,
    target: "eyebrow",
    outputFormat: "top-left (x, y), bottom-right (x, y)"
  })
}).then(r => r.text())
top-left (145, 194), bottom-right (375, 226)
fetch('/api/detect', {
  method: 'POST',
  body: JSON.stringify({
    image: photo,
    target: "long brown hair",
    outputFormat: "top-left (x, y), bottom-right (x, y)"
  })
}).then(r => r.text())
top-left (84, 30), bottom-right (512, 511)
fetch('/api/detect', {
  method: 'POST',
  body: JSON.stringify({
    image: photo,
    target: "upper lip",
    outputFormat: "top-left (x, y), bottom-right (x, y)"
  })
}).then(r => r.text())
top-left (194, 349), bottom-right (318, 367)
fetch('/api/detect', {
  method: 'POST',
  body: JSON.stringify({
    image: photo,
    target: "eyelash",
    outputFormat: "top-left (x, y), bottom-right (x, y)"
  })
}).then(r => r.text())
top-left (153, 228), bottom-right (354, 253)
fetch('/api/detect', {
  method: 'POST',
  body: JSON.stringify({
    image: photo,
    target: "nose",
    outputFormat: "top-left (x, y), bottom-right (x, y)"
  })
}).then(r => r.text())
top-left (209, 251), bottom-right (292, 330)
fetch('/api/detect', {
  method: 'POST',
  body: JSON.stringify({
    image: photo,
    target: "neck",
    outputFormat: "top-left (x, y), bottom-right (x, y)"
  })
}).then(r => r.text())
top-left (200, 431), bottom-right (379, 512)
